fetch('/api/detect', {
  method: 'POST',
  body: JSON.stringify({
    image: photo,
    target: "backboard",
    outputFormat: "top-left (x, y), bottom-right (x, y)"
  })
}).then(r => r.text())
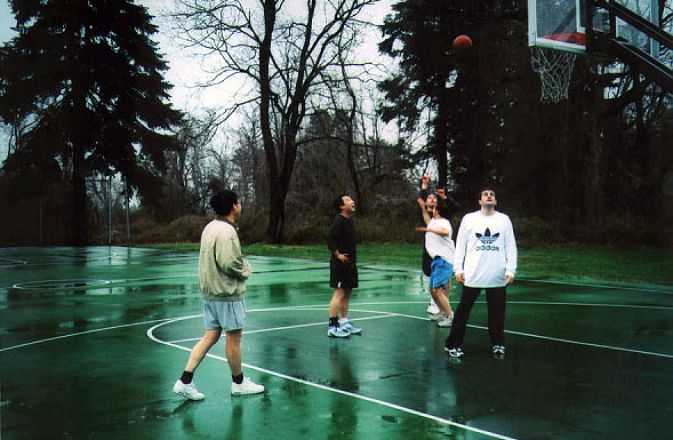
top-left (528, 0), bottom-right (661, 56)
top-left (528, 0), bottom-right (588, 54)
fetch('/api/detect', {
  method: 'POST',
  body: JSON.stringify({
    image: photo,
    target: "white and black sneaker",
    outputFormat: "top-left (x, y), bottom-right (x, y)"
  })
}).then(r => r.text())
top-left (444, 347), bottom-right (464, 358)
top-left (492, 345), bottom-right (506, 358)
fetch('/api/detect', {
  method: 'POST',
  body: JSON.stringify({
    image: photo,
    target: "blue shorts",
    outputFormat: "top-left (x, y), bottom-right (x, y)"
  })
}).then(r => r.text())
top-left (202, 299), bottom-right (246, 331)
top-left (430, 257), bottom-right (453, 289)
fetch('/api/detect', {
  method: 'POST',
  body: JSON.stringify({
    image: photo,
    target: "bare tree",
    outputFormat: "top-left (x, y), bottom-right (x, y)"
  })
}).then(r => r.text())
top-left (172, 0), bottom-right (379, 242)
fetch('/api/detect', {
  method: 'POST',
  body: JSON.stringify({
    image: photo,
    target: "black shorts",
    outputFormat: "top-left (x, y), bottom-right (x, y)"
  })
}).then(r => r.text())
top-left (422, 249), bottom-right (432, 277)
top-left (330, 259), bottom-right (358, 289)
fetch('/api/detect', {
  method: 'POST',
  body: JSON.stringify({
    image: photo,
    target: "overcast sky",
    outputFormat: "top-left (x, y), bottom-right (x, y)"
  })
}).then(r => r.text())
top-left (0, 0), bottom-right (394, 160)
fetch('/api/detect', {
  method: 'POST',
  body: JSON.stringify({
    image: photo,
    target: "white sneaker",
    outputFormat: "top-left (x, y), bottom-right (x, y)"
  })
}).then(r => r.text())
top-left (339, 320), bottom-right (362, 335)
top-left (327, 326), bottom-right (351, 338)
top-left (173, 380), bottom-right (205, 400)
top-left (426, 303), bottom-right (440, 315)
top-left (231, 377), bottom-right (265, 396)
top-left (437, 315), bottom-right (453, 327)
top-left (492, 345), bottom-right (506, 358)
top-left (429, 312), bottom-right (442, 321)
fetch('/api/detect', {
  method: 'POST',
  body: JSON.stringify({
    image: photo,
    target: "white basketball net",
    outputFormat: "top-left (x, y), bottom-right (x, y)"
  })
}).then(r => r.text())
top-left (530, 47), bottom-right (577, 104)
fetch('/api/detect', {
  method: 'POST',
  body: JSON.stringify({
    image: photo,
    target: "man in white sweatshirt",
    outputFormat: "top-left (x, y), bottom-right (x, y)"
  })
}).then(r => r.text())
top-left (445, 188), bottom-right (517, 359)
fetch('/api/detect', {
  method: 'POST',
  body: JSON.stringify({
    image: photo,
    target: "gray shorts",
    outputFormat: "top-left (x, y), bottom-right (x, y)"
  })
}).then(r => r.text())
top-left (202, 299), bottom-right (246, 331)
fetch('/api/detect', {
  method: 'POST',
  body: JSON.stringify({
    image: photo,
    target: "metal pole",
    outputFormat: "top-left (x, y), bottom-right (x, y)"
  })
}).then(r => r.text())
top-left (125, 178), bottom-right (131, 245)
top-left (108, 175), bottom-right (112, 246)
top-left (650, 0), bottom-right (660, 58)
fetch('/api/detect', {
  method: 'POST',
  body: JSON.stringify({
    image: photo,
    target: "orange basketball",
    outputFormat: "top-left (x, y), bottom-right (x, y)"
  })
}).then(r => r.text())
top-left (452, 34), bottom-right (473, 49)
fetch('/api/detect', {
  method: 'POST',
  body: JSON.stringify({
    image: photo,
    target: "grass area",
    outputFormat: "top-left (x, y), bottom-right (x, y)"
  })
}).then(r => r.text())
top-left (146, 242), bottom-right (673, 287)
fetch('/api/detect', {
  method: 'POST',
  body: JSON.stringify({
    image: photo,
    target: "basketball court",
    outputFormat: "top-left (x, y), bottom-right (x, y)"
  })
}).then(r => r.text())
top-left (1, 246), bottom-right (671, 439)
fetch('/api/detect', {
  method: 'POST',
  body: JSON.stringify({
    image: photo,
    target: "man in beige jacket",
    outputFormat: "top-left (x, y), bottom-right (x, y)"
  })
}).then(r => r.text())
top-left (173, 190), bottom-right (264, 399)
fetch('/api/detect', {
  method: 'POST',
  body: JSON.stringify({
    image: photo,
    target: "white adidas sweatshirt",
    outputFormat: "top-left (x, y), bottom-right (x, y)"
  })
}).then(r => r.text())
top-left (453, 210), bottom-right (517, 288)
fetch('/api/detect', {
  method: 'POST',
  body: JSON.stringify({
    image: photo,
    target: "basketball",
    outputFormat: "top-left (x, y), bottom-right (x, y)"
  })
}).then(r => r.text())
top-left (452, 34), bottom-right (472, 50)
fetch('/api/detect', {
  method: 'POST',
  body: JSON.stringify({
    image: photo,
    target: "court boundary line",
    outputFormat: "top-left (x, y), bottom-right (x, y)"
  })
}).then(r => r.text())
top-left (0, 317), bottom-right (177, 353)
top-left (161, 305), bottom-right (673, 359)
top-left (169, 313), bottom-right (397, 344)
top-left (389, 311), bottom-right (673, 359)
top-left (146, 315), bottom-right (518, 440)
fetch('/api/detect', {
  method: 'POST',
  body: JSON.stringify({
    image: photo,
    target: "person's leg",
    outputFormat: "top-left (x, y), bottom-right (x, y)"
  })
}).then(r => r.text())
top-left (338, 288), bottom-right (352, 319)
top-left (225, 329), bottom-right (242, 376)
top-left (445, 286), bottom-right (480, 348)
top-left (430, 287), bottom-right (451, 316)
top-left (329, 288), bottom-right (347, 321)
top-left (337, 288), bottom-right (363, 334)
top-left (227, 329), bottom-right (265, 395)
top-left (486, 287), bottom-right (507, 347)
top-left (328, 288), bottom-right (351, 337)
top-left (184, 329), bottom-right (222, 373)
top-left (446, 278), bottom-right (453, 315)
top-left (174, 328), bottom-right (221, 400)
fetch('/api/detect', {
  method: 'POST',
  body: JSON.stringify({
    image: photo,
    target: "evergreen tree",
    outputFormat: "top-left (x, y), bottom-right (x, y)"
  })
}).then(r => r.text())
top-left (0, 0), bottom-right (181, 245)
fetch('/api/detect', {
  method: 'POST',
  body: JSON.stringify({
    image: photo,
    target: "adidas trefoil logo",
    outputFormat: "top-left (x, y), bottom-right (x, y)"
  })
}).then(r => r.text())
top-left (475, 228), bottom-right (500, 251)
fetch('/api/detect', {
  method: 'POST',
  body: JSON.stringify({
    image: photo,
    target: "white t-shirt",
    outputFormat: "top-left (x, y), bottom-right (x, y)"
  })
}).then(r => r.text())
top-left (453, 211), bottom-right (517, 288)
top-left (425, 217), bottom-right (455, 263)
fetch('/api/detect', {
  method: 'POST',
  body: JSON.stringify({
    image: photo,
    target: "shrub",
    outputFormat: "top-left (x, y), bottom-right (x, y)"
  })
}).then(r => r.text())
top-left (513, 217), bottom-right (556, 246)
top-left (588, 215), bottom-right (660, 246)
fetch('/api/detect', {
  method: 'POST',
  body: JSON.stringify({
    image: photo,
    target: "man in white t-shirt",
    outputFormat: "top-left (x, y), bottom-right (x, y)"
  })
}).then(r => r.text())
top-left (416, 200), bottom-right (455, 327)
top-left (445, 188), bottom-right (517, 359)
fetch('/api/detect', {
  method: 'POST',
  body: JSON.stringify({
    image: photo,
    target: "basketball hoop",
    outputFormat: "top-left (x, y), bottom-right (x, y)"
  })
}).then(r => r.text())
top-left (530, 46), bottom-right (577, 104)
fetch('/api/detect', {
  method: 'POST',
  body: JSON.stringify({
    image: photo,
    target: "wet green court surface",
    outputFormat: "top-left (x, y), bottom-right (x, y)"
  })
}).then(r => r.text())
top-left (1, 247), bottom-right (672, 439)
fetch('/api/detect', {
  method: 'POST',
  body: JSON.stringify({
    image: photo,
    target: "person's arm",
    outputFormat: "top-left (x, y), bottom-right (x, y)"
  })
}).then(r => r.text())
top-left (453, 216), bottom-right (468, 283)
top-left (419, 223), bottom-right (450, 236)
top-left (215, 228), bottom-right (252, 280)
top-left (417, 198), bottom-right (432, 225)
top-left (417, 175), bottom-right (429, 207)
top-left (504, 216), bottom-right (517, 284)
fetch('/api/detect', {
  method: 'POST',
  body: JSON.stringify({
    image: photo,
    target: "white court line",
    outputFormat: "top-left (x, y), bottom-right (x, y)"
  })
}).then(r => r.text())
top-left (260, 300), bottom-right (673, 312)
top-left (520, 278), bottom-right (673, 294)
top-left (169, 313), bottom-right (397, 344)
top-left (390, 311), bottom-right (673, 359)
top-left (0, 317), bottom-right (180, 353)
top-left (147, 316), bottom-right (518, 440)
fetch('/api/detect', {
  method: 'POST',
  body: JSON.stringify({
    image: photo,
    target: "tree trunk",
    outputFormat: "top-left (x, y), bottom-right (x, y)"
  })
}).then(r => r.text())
top-left (435, 91), bottom-right (450, 189)
top-left (583, 96), bottom-right (603, 228)
top-left (266, 185), bottom-right (286, 243)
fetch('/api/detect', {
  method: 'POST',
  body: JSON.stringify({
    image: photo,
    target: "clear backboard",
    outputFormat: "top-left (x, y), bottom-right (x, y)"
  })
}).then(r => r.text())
top-left (528, 0), bottom-right (661, 55)
top-left (528, 0), bottom-right (588, 54)
top-left (528, 0), bottom-right (666, 102)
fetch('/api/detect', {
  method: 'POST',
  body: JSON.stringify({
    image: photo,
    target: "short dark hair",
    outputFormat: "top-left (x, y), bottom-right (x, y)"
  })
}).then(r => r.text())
top-left (210, 190), bottom-right (238, 216)
top-left (434, 200), bottom-right (452, 218)
top-left (333, 194), bottom-right (349, 213)
top-left (479, 187), bottom-right (496, 198)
